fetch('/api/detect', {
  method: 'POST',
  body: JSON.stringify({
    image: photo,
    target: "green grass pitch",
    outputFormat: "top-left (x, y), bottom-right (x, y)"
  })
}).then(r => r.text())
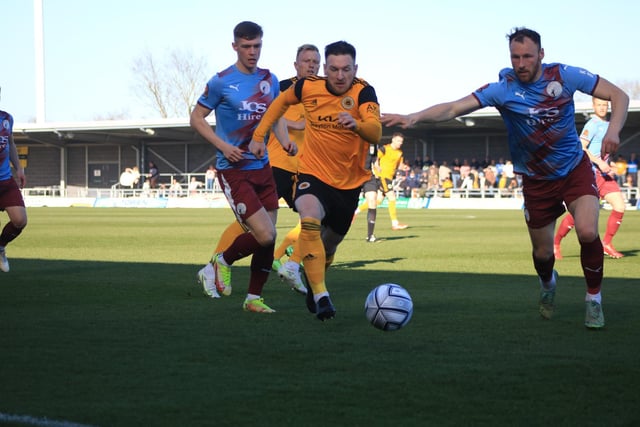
top-left (1, 207), bottom-right (639, 426)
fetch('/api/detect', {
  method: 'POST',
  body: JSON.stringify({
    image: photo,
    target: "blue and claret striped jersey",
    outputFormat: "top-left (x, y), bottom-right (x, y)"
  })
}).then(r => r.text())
top-left (196, 64), bottom-right (280, 171)
top-left (0, 111), bottom-right (14, 180)
top-left (473, 63), bottom-right (599, 180)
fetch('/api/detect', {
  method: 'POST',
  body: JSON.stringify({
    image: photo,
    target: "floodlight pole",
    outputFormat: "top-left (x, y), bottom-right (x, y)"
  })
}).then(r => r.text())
top-left (34, 0), bottom-right (46, 124)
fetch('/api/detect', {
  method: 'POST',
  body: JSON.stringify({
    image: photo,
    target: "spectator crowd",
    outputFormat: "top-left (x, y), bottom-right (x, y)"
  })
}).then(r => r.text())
top-left (391, 153), bottom-right (639, 199)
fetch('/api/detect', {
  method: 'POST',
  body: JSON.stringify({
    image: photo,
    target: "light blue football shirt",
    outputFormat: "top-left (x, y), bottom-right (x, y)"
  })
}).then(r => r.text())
top-left (473, 63), bottom-right (598, 180)
top-left (196, 64), bottom-right (279, 171)
top-left (0, 111), bottom-right (15, 181)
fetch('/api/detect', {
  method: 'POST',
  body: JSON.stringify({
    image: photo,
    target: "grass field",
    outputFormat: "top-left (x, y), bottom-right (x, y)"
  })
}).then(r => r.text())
top-left (1, 207), bottom-right (639, 426)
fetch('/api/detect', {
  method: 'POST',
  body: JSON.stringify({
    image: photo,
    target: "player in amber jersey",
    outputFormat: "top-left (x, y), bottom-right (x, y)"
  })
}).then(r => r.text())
top-left (353, 144), bottom-right (382, 242)
top-left (353, 132), bottom-right (408, 232)
top-left (377, 132), bottom-right (409, 230)
top-left (252, 41), bottom-right (382, 321)
top-left (268, 44), bottom-right (321, 294)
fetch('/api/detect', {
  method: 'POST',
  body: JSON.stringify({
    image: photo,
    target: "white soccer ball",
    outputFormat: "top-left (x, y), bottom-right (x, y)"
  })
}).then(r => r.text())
top-left (364, 283), bottom-right (413, 331)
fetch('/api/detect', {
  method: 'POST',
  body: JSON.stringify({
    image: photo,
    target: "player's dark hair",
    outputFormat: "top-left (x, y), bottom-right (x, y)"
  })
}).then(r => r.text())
top-left (233, 21), bottom-right (263, 40)
top-left (325, 41), bottom-right (356, 61)
top-left (507, 27), bottom-right (542, 49)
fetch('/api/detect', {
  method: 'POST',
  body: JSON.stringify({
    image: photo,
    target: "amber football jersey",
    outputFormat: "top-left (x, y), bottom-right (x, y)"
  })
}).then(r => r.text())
top-left (255, 76), bottom-right (381, 190)
top-left (266, 77), bottom-right (304, 173)
top-left (378, 144), bottom-right (404, 180)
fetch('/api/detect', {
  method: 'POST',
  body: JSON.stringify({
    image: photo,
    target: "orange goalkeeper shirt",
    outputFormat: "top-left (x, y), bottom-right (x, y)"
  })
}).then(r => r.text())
top-left (254, 76), bottom-right (381, 190)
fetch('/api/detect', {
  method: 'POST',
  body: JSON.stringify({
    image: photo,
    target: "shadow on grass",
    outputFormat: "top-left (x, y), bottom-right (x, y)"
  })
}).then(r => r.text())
top-left (1, 258), bottom-right (639, 427)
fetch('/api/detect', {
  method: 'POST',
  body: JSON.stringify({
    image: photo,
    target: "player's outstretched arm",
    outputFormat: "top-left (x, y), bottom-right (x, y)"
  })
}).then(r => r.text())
top-left (381, 95), bottom-right (481, 129)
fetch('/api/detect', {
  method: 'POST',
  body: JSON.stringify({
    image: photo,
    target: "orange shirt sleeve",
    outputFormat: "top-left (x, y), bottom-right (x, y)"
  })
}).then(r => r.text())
top-left (253, 86), bottom-right (298, 143)
top-left (354, 101), bottom-right (382, 144)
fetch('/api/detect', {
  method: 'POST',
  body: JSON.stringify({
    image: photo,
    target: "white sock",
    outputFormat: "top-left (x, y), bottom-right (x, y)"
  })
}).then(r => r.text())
top-left (284, 260), bottom-right (299, 273)
top-left (314, 291), bottom-right (329, 303)
top-left (586, 292), bottom-right (602, 303)
top-left (246, 294), bottom-right (260, 301)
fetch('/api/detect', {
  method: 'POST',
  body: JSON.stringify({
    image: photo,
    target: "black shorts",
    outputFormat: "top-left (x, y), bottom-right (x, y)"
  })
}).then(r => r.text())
top-left (362, 174), bottom-right (381, 193)
top-left (294, 174), bottom-right (361, 236)
top-left (272, 166), bottom-right (296, 208)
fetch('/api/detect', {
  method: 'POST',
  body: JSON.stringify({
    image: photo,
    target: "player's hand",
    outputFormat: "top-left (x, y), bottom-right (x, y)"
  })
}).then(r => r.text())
top-left (222, 143), bottom-right (246, 162)
top-left (337, 112), bottom-right (357, 129)
top-left (381, 113), bottom-right (414, 129)
top-left (248, 139), bottom-right (266, 159)
top-left (600, 134), bottom-right (620, 159)
top-left (597, 160), bottom-right (613, 176)
top-left (283, 141), bottom-right (298, 156)
top-left (16, 169), bottom-right (26, 188)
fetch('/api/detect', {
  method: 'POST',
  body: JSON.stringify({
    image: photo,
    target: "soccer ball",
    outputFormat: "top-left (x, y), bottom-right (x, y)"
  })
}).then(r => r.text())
top-left (364, 283), bottom-right (413, 331)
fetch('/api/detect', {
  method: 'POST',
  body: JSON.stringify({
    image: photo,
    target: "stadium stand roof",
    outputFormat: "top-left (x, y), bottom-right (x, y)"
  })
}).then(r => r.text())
top-left (12, 101), bottom-right (640, 148)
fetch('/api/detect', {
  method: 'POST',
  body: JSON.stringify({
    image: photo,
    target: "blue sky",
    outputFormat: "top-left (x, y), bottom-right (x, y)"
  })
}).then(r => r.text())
top-left (3, 0), bottom-right (639, 123)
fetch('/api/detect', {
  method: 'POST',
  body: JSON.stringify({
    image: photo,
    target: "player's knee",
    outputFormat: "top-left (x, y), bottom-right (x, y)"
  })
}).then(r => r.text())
top-left (534, 247), bottom-right (553, 261)
top-left (576, 228), bottom-right (598, 243)
top-left (255, 229), bottom-right (276, 247)
top-left (12, 216), bottom-right (27, 229)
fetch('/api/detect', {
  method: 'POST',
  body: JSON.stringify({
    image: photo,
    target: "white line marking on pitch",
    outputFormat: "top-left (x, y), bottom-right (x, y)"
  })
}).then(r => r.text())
top-left (0, 412), bottom-right (98, 427)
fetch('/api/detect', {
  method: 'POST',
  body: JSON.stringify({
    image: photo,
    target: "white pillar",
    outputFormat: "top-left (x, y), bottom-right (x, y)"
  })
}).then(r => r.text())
top-left (34, 0), bottom-right (46, 123)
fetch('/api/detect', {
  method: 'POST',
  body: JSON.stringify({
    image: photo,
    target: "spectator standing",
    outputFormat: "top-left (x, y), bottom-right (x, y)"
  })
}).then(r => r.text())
top-left (188, 176), bottom-right (203, 196)
top-left (205, 165), bottom-right (216, 191)
top-left (170, 178), bottom-right (182, 197)
top-left (451, 157), bottom-right (462, 188)
top-left (147, 162), bottom-right (159, 189)
top-left (503, 160), bottom-right (516, 189)
top-left (459, 159), bottom-right (471, 187)
top-left (438, 160), bottom-right (452, 184)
